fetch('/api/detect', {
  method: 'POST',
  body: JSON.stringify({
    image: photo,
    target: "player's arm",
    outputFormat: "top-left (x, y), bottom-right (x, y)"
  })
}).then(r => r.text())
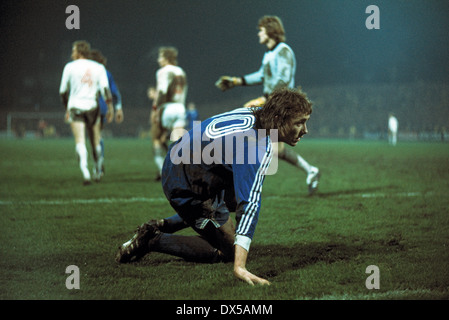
top-left (153, 69), bottom-right (170, 109)
top-left (108, 73), bottom-right (124, 123)
top-left (59, 67), bottom-right (70, 121)
top-left (60, 91), bottom-right (69, 109)
top-left (102, 87), bottom-right (114, 123)
top-left (99, 66), bottom-right (114, 123)
top-left (154, 89), bottom-right (167, 109)
top-left (240, 65), bottom-right (267, 107)
top-left (232, 152), bottom-right (272, 285)
top-left (241, 63), bottom-right (264, 87)
top-left (148, 87), bottom-right (163, 127)
top-left (60, 91), bottom-right (70, 122)
top-left (149, 89), bottom-right (165, 128)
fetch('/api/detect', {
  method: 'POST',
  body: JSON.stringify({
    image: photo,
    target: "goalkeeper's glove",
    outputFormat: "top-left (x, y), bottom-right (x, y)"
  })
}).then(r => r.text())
top-left (215, 76), bottom-right (241, 91)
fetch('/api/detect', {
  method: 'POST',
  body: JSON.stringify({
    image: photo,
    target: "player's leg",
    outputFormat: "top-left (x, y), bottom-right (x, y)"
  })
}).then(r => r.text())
top-left (151, 216), bottom-right (234, 263)
top-left (115, 217), bottom-right (226, 263)
top-left (164, 103), bottom-right (187, 142)
top-left (70, 119), bottom-right (91, 184)
top-left (91, 121), bottom-right (104, 181)
top-left (116, 197), bottom-right (234, 263)
top-left (148, 214), bottom-right (188, 233)
top-left (153, 139), bottom-right (165, 179)
top-left (149, 196), bottom-right (234, 263)
top-left (151, 108), bottom-right (165, 180)
top-left (276, 142), bottom-right (320, 195)
top-left (86, 108), bottom-right (103, 181)
top-left (99, 115), bottom-right (106, 175)
top-left (150, 187), bottom-right (236, 235)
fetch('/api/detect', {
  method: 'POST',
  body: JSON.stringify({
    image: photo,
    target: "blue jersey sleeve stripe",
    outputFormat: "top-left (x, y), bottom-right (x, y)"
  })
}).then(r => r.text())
top-left (236, 139), bottom-right (273, 237)
top-left (236, 143), bottom-right (272, 236)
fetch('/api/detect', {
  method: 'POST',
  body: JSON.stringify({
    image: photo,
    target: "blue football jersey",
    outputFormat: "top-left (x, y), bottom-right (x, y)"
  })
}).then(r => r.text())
top-left (162, 107), bottom-right (273, 248)
top-left (99, 70), bottom-right (122, 116)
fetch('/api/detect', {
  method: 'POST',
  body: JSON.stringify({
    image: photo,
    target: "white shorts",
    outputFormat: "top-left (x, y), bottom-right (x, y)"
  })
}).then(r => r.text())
top-left (161, 103), bottom-right (186, 130)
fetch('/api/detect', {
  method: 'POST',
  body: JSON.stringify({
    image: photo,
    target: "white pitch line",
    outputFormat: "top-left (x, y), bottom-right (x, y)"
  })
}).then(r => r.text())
top-left (360, 191), bottom-right (426, 198)
top-left (0, 197), bottom-right (167, 206)
top-left (314, 288), bottom-right (433, 300)
top-left (0, 191), bottom-right (435, 206)
top-left (266, 191), bottom-right (433, 201)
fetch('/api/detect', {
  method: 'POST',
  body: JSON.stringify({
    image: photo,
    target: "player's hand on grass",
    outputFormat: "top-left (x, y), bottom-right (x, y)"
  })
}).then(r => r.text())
top-left (234, 243), bottom-right (270, 286)
top-left (234, 266), bottom-right (271, 286)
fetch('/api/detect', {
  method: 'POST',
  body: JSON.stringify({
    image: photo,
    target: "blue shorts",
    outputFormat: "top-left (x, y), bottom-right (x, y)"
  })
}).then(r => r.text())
top-left (162, 143), bottom-right (232, 232)
top-left (168, 192), bottom-right (230, 231)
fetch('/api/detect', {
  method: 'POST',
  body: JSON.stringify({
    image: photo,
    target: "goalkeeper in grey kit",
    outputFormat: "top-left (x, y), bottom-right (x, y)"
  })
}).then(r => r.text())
top-left (216, 15), bottom-right (320, 195)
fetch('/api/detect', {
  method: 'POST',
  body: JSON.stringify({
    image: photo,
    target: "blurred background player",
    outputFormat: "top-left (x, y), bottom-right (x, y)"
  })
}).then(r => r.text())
top-left (90, 49), bottom-right (124, 176)
top-left (185, 102), bottom-right (199, 131)
top-left (388, 113), bottom-right (398, 146)
top-left (215, 15), bottom-right (320, 195)
top-left (116, 87), bottom-right (314, 286)
top-left (59, 40), bottom-right (114, 185)
top-left (149, 47), bottom-right (188, 181)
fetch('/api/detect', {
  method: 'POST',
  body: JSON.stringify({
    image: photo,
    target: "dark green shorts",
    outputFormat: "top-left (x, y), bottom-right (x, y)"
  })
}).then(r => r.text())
top-left (69, 107), bottom-right (100, 127)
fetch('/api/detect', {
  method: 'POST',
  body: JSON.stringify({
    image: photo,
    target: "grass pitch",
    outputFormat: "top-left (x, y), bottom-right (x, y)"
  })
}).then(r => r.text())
top-left (0, 138), bottom-right (448, 300)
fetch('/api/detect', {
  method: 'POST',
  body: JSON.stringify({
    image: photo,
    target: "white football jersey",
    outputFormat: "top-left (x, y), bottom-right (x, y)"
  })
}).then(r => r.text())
top-left (59, 59), bottom-right (110, 111)
top-left (156, 64), bottom-right (187, 105)
top-left (389, 116), bottom-right (398, 132)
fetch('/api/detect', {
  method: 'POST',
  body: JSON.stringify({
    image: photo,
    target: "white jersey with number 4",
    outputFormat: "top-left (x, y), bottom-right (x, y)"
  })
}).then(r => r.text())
top-left (59, 59), bottom-right (110, 111)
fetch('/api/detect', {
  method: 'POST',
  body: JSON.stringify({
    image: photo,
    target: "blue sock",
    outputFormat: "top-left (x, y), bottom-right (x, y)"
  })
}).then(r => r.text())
top-left (153, 233), bottom-right (221, 262)
top-left (161, 214), bottom-right (188, 233)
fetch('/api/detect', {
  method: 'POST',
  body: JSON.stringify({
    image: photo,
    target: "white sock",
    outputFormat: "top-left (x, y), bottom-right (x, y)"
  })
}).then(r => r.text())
top-left (95, 144), bottom-right (104, 172)
top-left (155, 155), bottom-right (164, 175)
top-left (296, 154), bottom-right (312, 173)
top-left (76, 143), bottom-right (90, 180)
top-left (154, 147), bottom-right (165, 175)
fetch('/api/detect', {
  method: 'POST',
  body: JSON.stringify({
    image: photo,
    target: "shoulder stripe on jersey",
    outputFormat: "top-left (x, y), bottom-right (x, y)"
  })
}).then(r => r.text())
top-left (205, 111), bottom-right (255, 139)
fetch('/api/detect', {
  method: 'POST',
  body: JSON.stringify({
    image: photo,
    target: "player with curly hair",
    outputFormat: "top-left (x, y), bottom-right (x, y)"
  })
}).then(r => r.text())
top-left (116, 87), bottom-right (313, 286)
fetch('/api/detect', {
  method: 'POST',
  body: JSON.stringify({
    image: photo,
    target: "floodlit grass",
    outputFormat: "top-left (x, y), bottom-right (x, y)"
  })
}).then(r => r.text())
top-left (1, 138), bottom-right (448, 300)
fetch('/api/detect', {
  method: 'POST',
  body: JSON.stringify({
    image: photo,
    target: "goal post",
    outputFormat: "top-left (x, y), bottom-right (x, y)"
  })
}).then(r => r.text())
top-left (6, 111), bottom-right (67, 138)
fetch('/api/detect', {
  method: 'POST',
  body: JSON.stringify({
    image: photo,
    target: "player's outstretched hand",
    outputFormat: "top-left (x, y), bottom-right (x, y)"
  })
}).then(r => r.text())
top-left (115, 109), bottom-right (124, 124)
top-left (215, 76), bottom-right (240, 91)
top-left (234, 266), bottom-right (271, 286)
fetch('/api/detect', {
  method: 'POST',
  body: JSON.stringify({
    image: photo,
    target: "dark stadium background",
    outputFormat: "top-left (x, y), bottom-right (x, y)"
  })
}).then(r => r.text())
top-left (1, 0), bottom-right (448, 139)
